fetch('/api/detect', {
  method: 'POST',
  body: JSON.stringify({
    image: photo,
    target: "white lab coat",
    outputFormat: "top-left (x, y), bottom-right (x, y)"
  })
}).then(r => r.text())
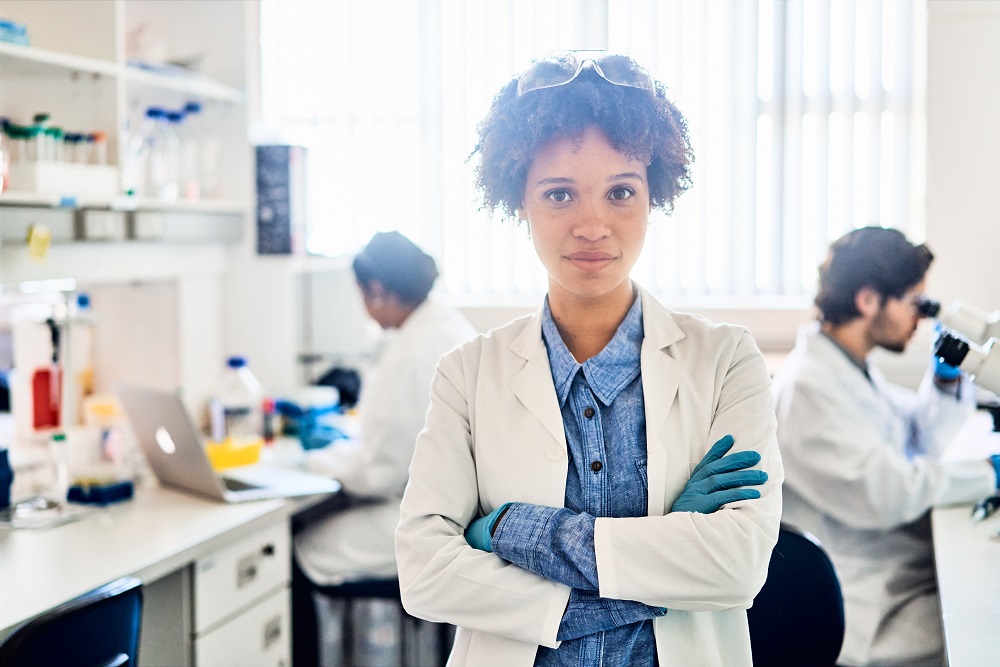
top-left (771, 323), bottom-right (996, 667)
top-left (295, 298), bottom-right (477, 585)
top-left (395, 286), bottom-right (783, 667)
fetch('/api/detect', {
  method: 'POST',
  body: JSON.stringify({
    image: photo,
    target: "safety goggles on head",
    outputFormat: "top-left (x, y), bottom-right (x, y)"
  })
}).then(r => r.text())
top-left (516, 50), bottom-right (656, 97)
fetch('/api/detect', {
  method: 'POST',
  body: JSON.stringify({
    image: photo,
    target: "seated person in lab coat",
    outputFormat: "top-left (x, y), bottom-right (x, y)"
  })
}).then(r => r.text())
top-left (291, 230), bottom-right (477, 667)
top-left (395, 51), bottom-right (783, 667)
top-left (771, 226), bottom-right (1000, 667)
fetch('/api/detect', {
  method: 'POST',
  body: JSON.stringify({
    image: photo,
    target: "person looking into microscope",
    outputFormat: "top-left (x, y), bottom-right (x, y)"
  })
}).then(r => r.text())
top-left (771, 226), bottom-right (1000, 667)
top-left (291, 230), bottom-right (477, 667)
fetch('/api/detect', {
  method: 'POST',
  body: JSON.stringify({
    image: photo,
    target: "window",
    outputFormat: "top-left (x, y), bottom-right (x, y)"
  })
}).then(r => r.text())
top-left (260, 0), bottom-right (925, 302)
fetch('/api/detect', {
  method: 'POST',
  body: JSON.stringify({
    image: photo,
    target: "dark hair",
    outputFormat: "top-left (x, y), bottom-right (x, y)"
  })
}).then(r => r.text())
top-left (471, 63), bottom-right (694, 221)
top-left (815, 226), bottom-right (934, 325)
top-left (351, 231), bottom-right (439, 306)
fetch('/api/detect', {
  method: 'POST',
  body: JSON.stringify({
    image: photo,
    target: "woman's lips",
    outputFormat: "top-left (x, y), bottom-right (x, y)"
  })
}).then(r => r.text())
top-left (566, 251), bottom-right (616, 271)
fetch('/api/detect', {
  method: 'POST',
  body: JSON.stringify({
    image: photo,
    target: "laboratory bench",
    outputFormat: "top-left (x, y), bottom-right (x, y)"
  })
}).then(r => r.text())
top-left (0, 476), bottom-right (339, 666)
top-left (932, 410), bottom-right (1000, 667)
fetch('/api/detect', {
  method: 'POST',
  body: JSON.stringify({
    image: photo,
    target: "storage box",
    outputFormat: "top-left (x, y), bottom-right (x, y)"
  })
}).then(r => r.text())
top-left (7, 161), bottom-right (119, 199)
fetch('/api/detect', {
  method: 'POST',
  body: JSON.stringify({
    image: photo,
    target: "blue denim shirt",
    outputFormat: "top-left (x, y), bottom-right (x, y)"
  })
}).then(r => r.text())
top-left (491, 295), bottom-right (664, 666)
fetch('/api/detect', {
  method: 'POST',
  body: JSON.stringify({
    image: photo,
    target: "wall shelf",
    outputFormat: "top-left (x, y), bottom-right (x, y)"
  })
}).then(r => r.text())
top-left (0, 42), bottom-right (119, 79)
top-left (125, 65), bottom-right (245, 104)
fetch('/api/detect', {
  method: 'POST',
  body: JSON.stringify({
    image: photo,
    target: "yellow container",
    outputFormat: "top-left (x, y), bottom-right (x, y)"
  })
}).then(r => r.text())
top-left (205, 437), bottom-right (263, 471)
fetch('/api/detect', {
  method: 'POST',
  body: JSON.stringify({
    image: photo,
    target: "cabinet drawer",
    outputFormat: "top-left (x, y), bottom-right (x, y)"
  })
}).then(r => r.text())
top-left (194, 520), bottom-right (290, 633)
top-left (195, 586), bottom-right (290, 667)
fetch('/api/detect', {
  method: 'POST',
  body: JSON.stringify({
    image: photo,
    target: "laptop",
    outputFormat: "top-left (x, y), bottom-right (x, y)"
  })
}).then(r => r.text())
top-left (118, 384), bottom-right (341, 503)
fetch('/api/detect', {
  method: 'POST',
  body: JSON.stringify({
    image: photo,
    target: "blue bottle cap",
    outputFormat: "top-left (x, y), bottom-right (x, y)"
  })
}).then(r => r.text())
top-left (227, 356), bottom-right (247, 368)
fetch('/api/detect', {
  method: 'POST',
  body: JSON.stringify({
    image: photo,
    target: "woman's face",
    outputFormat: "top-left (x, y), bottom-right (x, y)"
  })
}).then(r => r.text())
top-left (520, 125), bottom-right (650, 309)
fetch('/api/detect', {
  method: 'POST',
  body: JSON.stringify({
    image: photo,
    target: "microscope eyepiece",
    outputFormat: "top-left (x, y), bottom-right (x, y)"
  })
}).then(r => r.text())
top-left (916, 297), bottom-right (941, 318)
top-left (934, 330), bottom-right (970, 366)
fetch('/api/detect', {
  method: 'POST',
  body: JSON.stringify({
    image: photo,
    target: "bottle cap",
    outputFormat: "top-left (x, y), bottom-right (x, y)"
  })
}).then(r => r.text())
top-left (227, 356), bottom-right (247, 368)
top-left (52, 433), bottom-right (66, 442)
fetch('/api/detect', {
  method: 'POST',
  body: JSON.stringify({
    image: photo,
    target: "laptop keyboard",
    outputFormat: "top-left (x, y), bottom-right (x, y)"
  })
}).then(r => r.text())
top-left (222, 477), bottom-right (262, 492)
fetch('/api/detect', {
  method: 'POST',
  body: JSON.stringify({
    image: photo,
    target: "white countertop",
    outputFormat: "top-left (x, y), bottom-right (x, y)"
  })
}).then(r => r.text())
top-left (0, 477), bottom-right (322, 635)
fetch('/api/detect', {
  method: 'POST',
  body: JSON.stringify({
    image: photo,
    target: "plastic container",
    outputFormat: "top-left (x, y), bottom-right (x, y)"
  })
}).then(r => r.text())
top-left (180, 101), bottom-right (203, 200)
top-left (210, 356), bottom-right (265, 444)
top-left (0, 448), bottom-right (14, 511)
top-left (50, 432), bottom-right (69, 502)
top-left (159, 110), bottom-right (184, 201)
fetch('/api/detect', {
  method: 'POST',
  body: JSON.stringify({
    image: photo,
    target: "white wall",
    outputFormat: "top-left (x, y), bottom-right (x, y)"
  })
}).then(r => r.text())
top-left (877, 0), bottom-right (1000, 390)
top-left (925, 0), bottom-right (1000, 313)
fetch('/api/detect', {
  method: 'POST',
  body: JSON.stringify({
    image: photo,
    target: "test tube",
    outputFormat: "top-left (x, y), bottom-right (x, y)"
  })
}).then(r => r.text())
top-left (90, 132), bottom-right (107, 165)
top-left (50, 127), bottom-right (65, 162)
top-left (33, 113), bottom-right (50, 161)
top-left (25, 125), bottom-right (42, 162)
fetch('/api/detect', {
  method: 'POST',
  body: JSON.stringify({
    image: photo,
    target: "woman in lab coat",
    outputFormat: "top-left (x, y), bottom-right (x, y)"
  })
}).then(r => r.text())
top-left (292, 231), bottom-right (477, 666)
top-left (771, 227), bottom-right (1000, 666)
top-left (395, 52), bottom-right (783, 667)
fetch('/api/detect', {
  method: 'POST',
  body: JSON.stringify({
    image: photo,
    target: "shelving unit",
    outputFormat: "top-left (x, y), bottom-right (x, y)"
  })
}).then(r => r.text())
top-left (0, 0), bottom-right (251, 257)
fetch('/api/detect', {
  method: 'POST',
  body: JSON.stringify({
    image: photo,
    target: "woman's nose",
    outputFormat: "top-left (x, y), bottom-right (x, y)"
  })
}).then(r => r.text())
top-left (572, 202), bottom-right (611, 241)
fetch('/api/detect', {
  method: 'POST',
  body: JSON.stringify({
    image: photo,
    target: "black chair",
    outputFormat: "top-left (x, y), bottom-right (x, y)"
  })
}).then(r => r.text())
top-left (313, 576), bottom-right (453, 667)
top-left (747, 523), bottom-right (845, 667)
top-left (0, 576), bottom-right (143, 667)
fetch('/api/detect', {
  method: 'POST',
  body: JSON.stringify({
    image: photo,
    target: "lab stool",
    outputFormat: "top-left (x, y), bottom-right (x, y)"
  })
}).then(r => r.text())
top-left (314, 576), bottom-right (453, 667)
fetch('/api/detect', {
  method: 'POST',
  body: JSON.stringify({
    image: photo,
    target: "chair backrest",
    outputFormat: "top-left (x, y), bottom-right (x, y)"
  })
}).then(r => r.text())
top-left (0, 576), bottom-right (143, 667)
top-left (747, 524), bottom-right (845, 667)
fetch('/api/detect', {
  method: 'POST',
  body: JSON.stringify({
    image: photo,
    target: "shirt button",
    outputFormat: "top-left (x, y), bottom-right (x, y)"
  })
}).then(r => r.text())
top-left (591, 460), bottom-right (603, 472)
top-left (546, 448), bottom-right (562, 461)
top-left (584, 407), bottom-right (595, 418)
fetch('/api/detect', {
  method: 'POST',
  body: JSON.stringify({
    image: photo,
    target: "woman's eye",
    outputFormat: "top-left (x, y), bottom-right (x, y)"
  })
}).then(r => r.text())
top-left (545, 189), bottom-right (573, 203)
top-left (609, 186), bottom-right (635, 201)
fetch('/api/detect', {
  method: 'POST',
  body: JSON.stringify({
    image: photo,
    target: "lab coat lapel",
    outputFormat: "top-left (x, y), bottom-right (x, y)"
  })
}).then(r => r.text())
top-left (638, 288), bottom-right (685, 516)
top-left (508, 310), bottom-right (567, 452)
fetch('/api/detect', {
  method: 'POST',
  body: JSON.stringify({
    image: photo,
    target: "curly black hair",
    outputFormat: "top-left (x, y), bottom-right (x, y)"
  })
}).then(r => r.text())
top-left (471, 63), bottom-right (694, 222)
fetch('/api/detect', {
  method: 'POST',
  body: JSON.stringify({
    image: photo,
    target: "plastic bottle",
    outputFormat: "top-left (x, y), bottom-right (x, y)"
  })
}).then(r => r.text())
top-left (211, 356), bottom-right (265, 444)
top-left (0, 448), bottom-right (14, 511)
top-left (158, 110), bottom-right (184, 201)
top-left (50, 432), bottom-right (69, 503)
top-left (180, 101), bottom-right (203, 200)
top-left (138, 106), bottom-right (167, 198)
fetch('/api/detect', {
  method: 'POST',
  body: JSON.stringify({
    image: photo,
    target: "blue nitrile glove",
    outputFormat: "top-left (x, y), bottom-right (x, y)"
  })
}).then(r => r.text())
top-left (991, 454), bottom-right (1000, 488)
top-left (933, 323), bottom-right (963, 381)
top-left (465, 502), bottom-right (513, 552)
top-left (670, 434), bottom-right (768, 514)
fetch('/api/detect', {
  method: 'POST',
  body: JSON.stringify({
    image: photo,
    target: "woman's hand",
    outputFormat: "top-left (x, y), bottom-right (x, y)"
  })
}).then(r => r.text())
top-left (670, 434), bottom-right (768, 514)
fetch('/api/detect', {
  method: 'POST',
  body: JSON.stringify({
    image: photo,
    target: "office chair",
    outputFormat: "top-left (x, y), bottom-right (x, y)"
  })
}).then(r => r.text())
top-left (312, 576), bottom-right (453, 667)
top-left (0, 576), bottom-right (143, 667)
top-left (747, 523), bottom-right (845, 667)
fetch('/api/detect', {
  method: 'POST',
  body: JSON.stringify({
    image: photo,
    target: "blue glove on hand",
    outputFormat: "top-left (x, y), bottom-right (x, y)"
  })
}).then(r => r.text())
top-left (934, 323), bottom-right (963, 381)
top-left (465, 503), bottom-right (512, 552)
top-left (670, 434), bottom-right (768, 514)
top-left (990, 454), bottom-right (1000, 488)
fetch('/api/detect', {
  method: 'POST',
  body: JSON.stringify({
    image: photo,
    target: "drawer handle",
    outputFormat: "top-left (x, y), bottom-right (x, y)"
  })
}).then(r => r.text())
top-left (263, 614), bottom-right (283, 650)
top-left (237, 555), bottom-right (258, 589)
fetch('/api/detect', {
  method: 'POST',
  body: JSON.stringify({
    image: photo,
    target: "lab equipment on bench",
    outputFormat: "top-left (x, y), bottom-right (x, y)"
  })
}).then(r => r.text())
top-left (210, 356), bottom-right (265, 444)
top-left (935, 331), bottom-right (1000, 396)
top-left (971, 495), bottom-right (1000, 523)
top-left (918, 298), bottom-right (1000, 346)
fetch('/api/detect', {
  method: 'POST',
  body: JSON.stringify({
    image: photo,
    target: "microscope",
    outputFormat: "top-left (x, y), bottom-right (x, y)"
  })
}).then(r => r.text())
top-left (918, 298), bottom-right (1000, 345)
top-left (935, 331), bottom-right (1000, 397)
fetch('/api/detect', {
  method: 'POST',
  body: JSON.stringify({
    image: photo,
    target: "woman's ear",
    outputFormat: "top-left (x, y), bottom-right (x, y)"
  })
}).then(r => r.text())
top-left (368, 280), bottom-right (388, 305)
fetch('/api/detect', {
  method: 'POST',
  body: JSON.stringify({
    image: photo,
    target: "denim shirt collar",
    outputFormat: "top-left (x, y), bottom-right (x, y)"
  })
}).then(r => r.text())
top-left (541, 294), bottom-right (644, 407)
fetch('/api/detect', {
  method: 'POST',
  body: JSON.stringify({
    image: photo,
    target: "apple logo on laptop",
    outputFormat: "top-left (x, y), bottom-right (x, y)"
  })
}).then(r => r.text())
top-left (155, 426), bottom-right (177, 454)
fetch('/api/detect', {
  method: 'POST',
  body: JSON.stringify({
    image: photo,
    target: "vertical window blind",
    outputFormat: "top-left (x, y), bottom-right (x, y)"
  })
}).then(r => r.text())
top-left (260, 0), bottom-right (925, 302)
